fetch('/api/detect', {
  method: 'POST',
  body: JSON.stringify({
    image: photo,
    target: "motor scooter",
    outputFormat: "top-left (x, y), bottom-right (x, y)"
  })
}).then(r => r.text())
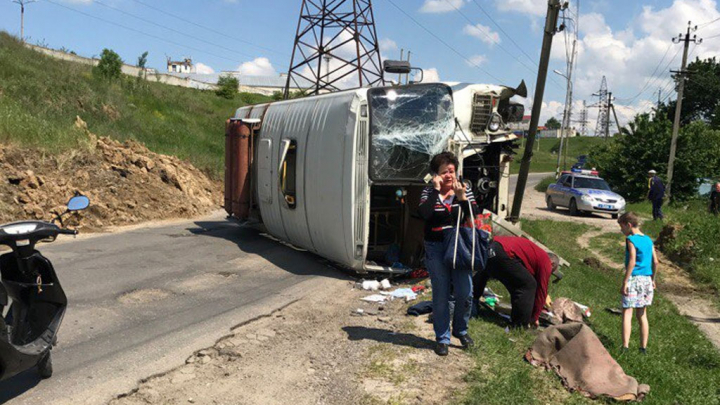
top-left (0, 194), bottom-right (89, 381)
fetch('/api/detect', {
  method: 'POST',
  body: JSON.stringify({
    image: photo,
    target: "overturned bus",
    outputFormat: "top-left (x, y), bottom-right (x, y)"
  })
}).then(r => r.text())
top-left (225, 82), bottom-right (525, 273)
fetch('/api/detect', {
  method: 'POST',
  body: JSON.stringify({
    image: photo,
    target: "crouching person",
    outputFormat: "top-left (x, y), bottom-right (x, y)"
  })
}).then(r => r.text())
top-left (418, 152), bottom-right (478, 356)
top-left (473, 236), bottom-right (559, 328)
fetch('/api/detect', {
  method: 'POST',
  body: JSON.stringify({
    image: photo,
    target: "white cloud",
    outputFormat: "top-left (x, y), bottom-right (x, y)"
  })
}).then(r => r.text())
top-left (379, 38), bottom-right (398, 53)
top-left (547, 0), bottom-right (720, 131)
top-left (463, 24), bottom-right (501, 46)
top-left (495, 0), bottom-right (545, 17)
top-left (420, 0), bottom-right (464, 13)
top-left (236, 57), bottom-right (276, 76)
top-left (467, 54), bottom-right (487, 67)
top-left (420, 68), bottom-right (440, 83)
top-left (195, 62), bottom-right (215, 74)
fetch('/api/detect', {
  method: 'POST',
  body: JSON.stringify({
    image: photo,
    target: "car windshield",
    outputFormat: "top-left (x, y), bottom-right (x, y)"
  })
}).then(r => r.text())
top-left (574, 177), bottom-right (611, 191)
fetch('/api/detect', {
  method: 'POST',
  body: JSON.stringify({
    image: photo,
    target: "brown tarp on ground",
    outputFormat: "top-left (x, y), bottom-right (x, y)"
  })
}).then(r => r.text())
top-left (525, 323), bottom-right (650, 401)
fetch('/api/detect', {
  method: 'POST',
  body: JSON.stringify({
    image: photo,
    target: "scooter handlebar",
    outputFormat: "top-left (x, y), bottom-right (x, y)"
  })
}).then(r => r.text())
top-left (57, 228), bottom-right (78, 235)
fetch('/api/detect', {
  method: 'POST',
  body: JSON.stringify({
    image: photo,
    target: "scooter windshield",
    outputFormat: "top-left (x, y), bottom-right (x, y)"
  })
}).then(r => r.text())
top-left (368, 84), bottom-right (454, 182)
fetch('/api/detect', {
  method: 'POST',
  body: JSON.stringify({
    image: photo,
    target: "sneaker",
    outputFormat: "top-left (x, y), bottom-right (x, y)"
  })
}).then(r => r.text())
top-left (620, 346), bottom-right (629, 354)
top-left (434, 343), bottom-right (449, 356)
top-left (457, 334), bottom-right (475, 349)
top-left (639, 347), bottom-right (647, 355)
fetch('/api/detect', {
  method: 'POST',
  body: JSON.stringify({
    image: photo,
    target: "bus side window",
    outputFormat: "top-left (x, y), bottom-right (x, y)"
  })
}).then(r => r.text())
top-left (281, 140), bottom-right (297, 209)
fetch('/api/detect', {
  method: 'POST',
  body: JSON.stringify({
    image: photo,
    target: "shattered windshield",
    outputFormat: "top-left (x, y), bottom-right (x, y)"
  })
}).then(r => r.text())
top-left (368, 84), bottom-right (454, 182)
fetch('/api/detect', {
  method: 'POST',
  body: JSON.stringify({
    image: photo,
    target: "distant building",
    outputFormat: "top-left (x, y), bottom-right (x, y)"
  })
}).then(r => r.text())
top-left (165, 72), bottom-right (311, 96)
top-left (167, 57), bottom-right (193, 74)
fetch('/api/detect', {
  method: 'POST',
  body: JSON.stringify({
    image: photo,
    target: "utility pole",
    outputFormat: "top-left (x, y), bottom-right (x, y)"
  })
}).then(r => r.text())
top-left (12, 0), bottom-right (36, 43)
top-left (667, 21), bottom-right (702, 199)
top-left (656, 88), bottom-right (662, 110)
top-left (398, 49), bottom-right (404, 84)
top-left (406, 50), bottom-right (412, 84)
top-left (511, 0), bottom-right (565, 222)
top-left (605, 91), bottom-right (612, 138)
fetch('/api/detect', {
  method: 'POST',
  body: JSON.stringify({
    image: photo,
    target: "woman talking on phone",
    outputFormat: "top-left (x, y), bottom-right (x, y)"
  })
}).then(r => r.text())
top-left (418, 152), bottom-right (479, 356)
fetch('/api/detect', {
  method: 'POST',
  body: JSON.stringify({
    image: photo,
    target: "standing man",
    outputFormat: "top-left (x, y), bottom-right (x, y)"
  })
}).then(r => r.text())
top-left (473, 236), bottom-right (559, 327)
top-left (647, 170), bottom-right (665, 221)
top-left (709, 182), bottom-right (720, 215)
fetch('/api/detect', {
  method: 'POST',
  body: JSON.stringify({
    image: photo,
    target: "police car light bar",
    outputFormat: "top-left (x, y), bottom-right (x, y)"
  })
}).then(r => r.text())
top-left (570, 168), bottom-right (599, 176)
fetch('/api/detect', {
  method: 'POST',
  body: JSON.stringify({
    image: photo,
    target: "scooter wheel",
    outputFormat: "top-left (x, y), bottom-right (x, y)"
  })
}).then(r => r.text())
top-left (38, 351), bottom-right (53, 379)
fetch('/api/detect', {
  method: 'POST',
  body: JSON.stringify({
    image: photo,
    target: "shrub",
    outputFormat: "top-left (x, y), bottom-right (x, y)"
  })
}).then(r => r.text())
top-left (94, 48), bottom-right (123, 81)
top-left (534, 176), bottom-right (556, 192)
top-left (216, 75), bottom-right (239, 99)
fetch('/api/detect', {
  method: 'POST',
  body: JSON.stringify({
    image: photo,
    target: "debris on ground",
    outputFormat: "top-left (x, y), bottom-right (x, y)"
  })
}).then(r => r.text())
top-left (526, 323), bottom-right (650, 401)
top-left (0, 117), bottom-right (221, 230)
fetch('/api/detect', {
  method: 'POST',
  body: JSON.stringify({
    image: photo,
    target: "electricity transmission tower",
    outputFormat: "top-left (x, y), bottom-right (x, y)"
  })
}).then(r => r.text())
top-left (283, 0), bottom-right (384, 98)
top-left (12, 0), bottom-right (36, 42)
top-left (573, 100), bottom-right (589, 136)
top-left (591, 76), bottom-right (609, 138)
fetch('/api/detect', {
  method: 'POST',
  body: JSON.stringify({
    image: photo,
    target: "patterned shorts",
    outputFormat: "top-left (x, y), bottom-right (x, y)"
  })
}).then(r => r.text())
top-left (622, 275), bottom-right (654, 308)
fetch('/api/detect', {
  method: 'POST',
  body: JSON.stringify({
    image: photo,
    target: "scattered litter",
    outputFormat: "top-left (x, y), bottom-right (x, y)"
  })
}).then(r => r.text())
top-left (362, 280), bottom-right (381, 291)
top-left (605, 307), bottom-right (623, 315)
top-left (411, 285), bottom-right (426, 293)
top-left (408, 268), bottom-right (429, 279)
top-left (504, 326), bottom-right (510, 334)
top-left (361, 294), bottom-right (387, 303)
top-left (382, 288), bottom-right (417, 301)
top-left (380, 279), bottom-right (392, 290)
top-left (407, 301), bottom-right (433, 316)
top-left (352, 308), bottom-right (365, 316)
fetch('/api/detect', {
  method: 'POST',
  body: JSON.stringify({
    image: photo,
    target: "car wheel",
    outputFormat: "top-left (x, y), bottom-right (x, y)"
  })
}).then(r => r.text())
top-left (612, 213), bottom-right (619, 219)
top-left (38, 351), bottom-right (53, 379)
top-left (569, 199), bottom-right (579, 216)
top-left (546, 196), bottom-right (556, 211)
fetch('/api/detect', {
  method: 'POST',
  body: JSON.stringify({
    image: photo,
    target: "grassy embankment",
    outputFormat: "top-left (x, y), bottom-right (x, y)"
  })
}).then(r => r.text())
top-left (460, 220), bottom-right (720, 405)
top-left (511, 136), bottom-right (605, 174)
top-left (592, 200), bottom-right (720, 302)
top-left (0, 32), bottom-right (272, 178)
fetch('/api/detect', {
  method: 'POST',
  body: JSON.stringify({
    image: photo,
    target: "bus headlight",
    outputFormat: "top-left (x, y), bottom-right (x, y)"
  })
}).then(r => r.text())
top-left (488, 113), bottom-right (503, 132)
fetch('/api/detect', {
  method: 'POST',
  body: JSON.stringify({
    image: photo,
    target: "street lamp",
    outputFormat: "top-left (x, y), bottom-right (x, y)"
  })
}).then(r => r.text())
top-left (553, 69), bottom-right (573, 177)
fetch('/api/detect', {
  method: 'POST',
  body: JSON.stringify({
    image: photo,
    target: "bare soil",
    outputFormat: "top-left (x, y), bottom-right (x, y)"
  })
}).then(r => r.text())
top-left (0, 116), bottom-right (221, 230)
top-left (109, 279), bottom-right (472, 405)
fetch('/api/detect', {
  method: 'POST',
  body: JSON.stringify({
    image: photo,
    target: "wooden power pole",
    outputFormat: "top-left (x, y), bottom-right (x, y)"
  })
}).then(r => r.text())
top-left (510, 0), bottom-right (565, 222)
top-left (667, 21), bottom-right (702, 199)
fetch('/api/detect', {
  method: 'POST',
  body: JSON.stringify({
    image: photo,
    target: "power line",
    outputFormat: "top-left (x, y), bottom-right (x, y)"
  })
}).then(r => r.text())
top-left (698, 16), bottom-right (720, 28)
top-left (615, 43), bottom-right (672, 103)
top-left (468, 0), bottom-right (537, 66)
top-left (127, 0), bottom-right (288, 58)
top-left (616, 45), bottom-right (683, 104)
top-left (442, 0), bottom-right (564, 90)
top-left (92, 0), bottom-right (257, 60)
top-left (42, 0), bottom-right (245, 65)
top-left (385, 0), bottom-right (503, 83)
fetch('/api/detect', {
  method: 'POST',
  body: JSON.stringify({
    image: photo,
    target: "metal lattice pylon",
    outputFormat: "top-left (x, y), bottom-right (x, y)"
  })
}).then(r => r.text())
top-left (573, 100), bottom-right (589, 136)
top-left (283, 0), bottom-right (385, 98)
top-left (592, 76), bottom-right (609, 138)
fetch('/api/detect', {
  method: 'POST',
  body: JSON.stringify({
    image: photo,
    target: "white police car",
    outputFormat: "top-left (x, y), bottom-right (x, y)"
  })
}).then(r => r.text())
top-left (545, 169), bottom-right (626, 219)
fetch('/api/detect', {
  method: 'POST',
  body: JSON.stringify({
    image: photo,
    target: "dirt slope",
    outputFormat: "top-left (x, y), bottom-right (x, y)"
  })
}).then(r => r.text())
top-left (0, 117), bottom-right (222, 230)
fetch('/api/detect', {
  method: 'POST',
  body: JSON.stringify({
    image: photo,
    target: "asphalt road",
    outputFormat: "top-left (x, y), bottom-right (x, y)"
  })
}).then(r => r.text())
top-left (0, 212), bottom-right (348, 405)
top-left (508, 172), bottom-right (553, 200)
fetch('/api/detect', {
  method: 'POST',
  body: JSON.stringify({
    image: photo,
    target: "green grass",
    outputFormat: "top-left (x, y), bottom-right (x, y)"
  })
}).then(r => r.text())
top-left (511, 136), bottom-right (605, 174)
top-left (534, 175), bottom-right (556, 193)
top-left (0, 32), bottom-right (272, 178)
top-left (460, 220), bottom-right (720, 405)
top-left (589, 231), bottom-right (625, 266)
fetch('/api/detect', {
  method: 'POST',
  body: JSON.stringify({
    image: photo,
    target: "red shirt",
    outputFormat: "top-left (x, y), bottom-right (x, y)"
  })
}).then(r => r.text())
top-left (494, 236), bottom-right (552, 323)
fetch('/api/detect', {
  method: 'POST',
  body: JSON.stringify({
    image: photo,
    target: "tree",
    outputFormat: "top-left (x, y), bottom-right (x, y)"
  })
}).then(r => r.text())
top-left (137, 51), bottom-right (148, 81)
top-left (591, 114), bottom-right (720, 202)
top-left (94, 48), bottom-right (123, 81)
top-left (216, 75), bottom-right (239, 99)
top-left (545, 117), bottom-right (561, 129)
top-left (658, 57), bottom-right (720, 128)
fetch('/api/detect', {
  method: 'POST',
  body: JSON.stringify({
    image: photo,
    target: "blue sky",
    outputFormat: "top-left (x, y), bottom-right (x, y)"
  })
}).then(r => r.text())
top-left (2, 0), bottom-right (720, 127)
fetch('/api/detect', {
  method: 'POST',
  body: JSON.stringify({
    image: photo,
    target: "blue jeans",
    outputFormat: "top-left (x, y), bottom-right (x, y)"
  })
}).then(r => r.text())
top-left (425, 240), bottom-right (473, 344)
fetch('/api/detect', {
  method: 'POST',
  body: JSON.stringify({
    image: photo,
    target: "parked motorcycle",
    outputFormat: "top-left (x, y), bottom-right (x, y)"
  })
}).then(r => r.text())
top-left (0, 194), bottom-right (89, 381)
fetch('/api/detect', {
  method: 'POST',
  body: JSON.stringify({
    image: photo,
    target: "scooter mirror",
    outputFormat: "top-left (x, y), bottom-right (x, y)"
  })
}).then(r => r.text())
top-left (67, 195), bottom-right (90, 211)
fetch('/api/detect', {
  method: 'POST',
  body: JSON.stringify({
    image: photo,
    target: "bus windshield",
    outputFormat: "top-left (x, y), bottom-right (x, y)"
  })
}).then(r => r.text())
top-left (368, 84), bottom-right (454, 182)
